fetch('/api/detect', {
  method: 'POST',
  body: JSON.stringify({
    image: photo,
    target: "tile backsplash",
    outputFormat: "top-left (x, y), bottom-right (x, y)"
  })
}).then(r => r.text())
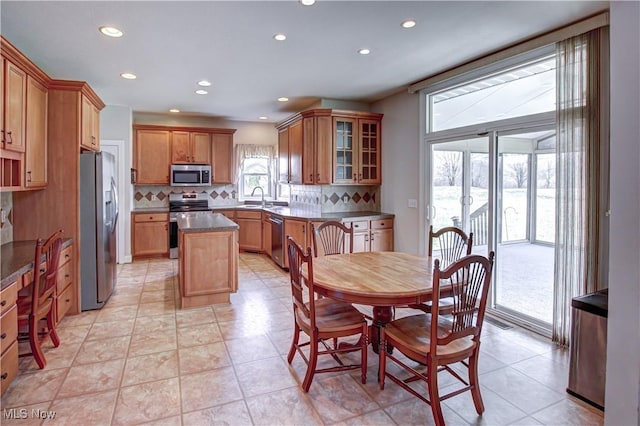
top-left (1, 192), bottom-right (13, 244)
top-left (133, 185), bottom-right (238, 209)
top-left (290, 185), bottom-right (380, 213)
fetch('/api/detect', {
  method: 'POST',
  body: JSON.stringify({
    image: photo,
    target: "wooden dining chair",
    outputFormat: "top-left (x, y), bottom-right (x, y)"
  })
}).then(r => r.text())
top-left (311, 221), bottom-right (353, 257)
top-left (379, 252), bottom-right (495, 426)
top-left (286, 236), bottom-right (368, 392)
top-left (428, 225), bottom-right (473, 267)
top-left (17, 229), bottom-right (64, 369)
top-left (405, 225), bottom-right (475, 315)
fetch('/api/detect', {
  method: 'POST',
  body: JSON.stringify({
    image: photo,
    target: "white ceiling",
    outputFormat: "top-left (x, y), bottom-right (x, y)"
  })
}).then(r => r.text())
top-left (0, 1), bottom-right (607, 123)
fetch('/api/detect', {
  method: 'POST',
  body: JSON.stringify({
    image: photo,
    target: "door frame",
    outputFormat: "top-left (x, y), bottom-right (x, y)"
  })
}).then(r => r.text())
top-left (101, 140), bottom-right (129, 264)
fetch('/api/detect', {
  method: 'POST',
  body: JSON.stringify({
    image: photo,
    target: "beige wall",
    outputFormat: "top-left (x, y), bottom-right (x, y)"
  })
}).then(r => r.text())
top-left (132, 112), bottom-right (277, 146)
top-left (604, 2), bottom-right (640, 424)
top-left (373, 90), bottom-right (421, 254)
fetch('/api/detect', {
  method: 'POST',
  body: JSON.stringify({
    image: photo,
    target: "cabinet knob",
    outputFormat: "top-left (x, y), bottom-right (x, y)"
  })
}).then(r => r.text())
top-left (354, 224), bottom-right (359, 228)
top-left (380, 223), bottom-right (384, 226)
top-left (1, 373), bottom-right (8, 380)
top-left (65, 274), bottom-right (70, 278)
top-left (0, 300), bottom-right (6, 307)
top-left (65, 254), bottom-right (70, 259)
top-left (1, 332), bottom-right (6, 339)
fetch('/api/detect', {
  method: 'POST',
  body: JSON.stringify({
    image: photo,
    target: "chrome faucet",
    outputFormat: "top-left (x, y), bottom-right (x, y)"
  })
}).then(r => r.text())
top-left (251, 186), bottom-right (266, 207)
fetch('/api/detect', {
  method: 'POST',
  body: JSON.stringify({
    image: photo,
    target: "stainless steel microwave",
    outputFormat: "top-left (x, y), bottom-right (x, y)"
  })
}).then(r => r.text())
top-left (170, 164), bottom-right (211, 186)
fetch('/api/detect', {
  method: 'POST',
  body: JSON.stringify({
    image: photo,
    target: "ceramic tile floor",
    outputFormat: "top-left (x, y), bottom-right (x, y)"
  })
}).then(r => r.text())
top-left (1, 253), bottom-right (604, 425)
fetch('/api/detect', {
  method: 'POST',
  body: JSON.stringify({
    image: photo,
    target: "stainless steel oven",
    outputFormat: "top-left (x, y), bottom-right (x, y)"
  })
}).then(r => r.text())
top-left (168, 193), bottom-right (210, 258)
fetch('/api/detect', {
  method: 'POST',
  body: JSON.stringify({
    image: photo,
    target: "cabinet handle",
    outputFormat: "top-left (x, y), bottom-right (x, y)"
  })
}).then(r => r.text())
top-left (0, 333), bottom-right (6, 339)
top-left (6, 131), bottom-right (13, 144)
top-left (380, 222), bottom-right (384, 226)
top-left (1, 373), bottom-right (7, 380)
top-left (317, 173), bottom-right (320, 181)
top-left (65, 274), bottom-right (70, 279)
top-left (354, 224), bottom-right (359, 228)
top-left (359, 173), bottom-right (362, 180)
top-left (65, 254), bottom-right (70, 259)
top-left (1, 130), bottom-right (5, 144)
top-left (309, 173), bottom-right (313, 180)
top-left (353, 173), bottom-right (356, 180)
top-left (27, 171), bottom-right (32, 182)
top-left (0, 300), bottom-right (6, 307)
top-left (65, 298), bottom-right (70, 303)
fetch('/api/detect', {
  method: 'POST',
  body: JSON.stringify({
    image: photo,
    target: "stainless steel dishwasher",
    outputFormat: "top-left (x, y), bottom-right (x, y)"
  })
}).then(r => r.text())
top-left (270, 215), bottom-right (285, 268)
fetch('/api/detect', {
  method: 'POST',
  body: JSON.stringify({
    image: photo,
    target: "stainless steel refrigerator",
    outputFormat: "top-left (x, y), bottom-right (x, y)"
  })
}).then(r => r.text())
top-left (80, 151), bottom-right (119, 310)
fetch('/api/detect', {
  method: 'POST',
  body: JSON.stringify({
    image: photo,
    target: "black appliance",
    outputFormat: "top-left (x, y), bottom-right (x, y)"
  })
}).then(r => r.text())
top-left (168, 193), bottom-right (210, 258)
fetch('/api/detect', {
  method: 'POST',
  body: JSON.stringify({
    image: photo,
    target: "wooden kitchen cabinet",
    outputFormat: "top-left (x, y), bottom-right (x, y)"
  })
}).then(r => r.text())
top-left (81, 94), bottom-right (100, 151)
top-left (2, 59), bottom-right (26, 154)
top-left (284, 217), bottom-right (308, 268)
top-left (302, 111), bottom-right (332, 184)
top-left (344, 217), bottom-right (393, 253)
top-left (171, 131), bottom-right (211, 164)
top-left (278, 120), bottom-right (302, 184)
top-left (132, 212), bottom-right (169, 257)
top-left (0, 281), bottom-right (18, 396)
top-left (134, 128), bottom-right (171, 185)
top-left (211, 132), bottom-right (233, 183)
top-left (24, 76), bottom-right (47, 188)
top-left (55, 243), bottom-right (74, 323)
top-left (262, 212), bottom-right (272, 256)
top-left (236, 210), bottom-right (262, 251)
top-left (333, 114), bottom-right (382, 185)
top-left (179, 228), bottom-right (238, 308)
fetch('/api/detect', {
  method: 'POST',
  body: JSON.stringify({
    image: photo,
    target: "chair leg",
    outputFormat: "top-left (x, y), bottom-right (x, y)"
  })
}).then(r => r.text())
top-left (287, 322), bottom-right (300, 364)
top-left (47, 311), bottom-right (60, 348)
top-left (427, 359), bottom-right (445, 426)
top-left (469, 350), bottom-right (485, 414)
top-left (302, 337), bottom-right (319, 392)
top-left (360, 324), bottom-right (368, 384)
top-left (29, 317), bottom-right (47, 369)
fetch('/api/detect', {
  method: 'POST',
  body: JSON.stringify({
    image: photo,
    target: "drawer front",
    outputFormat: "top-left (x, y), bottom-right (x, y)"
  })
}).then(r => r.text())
top-left (57, 285), bottom-right (74, 322)
top-left (1, 341), bottom-right (18, 396)
top-left (0, 305), bottom-right (17, 355)
top-left (371, 218), bottom-right (393, 230)
top-left (59, 245), bottom-right (72, 267)
top-left (348, 220), bottom-right (370, 232)
top-left (236, 210), bottom-right (262, 220)
top-left (0, 282), bottom-right (17, 315)
top-left (134, 213), bottom-right (169, 223)
top-left (57, 261), bottom-right (73, 293)
top-left (217, 210), bottom-right (236, 220)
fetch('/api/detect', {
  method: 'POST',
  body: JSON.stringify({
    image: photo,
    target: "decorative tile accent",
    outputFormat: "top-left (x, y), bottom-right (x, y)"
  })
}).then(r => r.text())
top-left (157, 191), bottom-right (167, 201)
top-left (145, 192), bottom-right (153, 201)
top-left (211, 191), bottom-right (219, 199)
top-left (362, 192), bottom-right (371, 203)
top-left (221, 190), bottom-right (228, 199)
top-left (133, 185), bottom-right (238, 209)
top-left (135, 192), bottom-right (144, 201)
top-left (352, 193), bottom-right (361, 203)
top-left (329, 193), bottom-right (340, 204)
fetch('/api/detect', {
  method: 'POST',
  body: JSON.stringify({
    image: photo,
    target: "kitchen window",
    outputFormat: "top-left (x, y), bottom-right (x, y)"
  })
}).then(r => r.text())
top-left (235, 144), bottom-right (276, 200)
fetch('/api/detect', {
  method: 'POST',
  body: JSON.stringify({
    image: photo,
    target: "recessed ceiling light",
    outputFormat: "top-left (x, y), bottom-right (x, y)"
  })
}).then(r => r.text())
top-left (277, 97), bottom-right (289, 102)
top-left (120, 72), bottom-right (137, 79)
top-left (300, 0), bottom-right (315, 5)
top-left (401, 20), bottom-right (417, 29)
top-left (195, 89), bottom-right (208, 95)
top-left (273, 33), bottom-right (287, 41)
top-left (358, 49), bottom-right (371, 55)
top-left (169, 109), bottom-right (180, 113)
top-left (258, 116), bottom-right (268, 120)
top-left (99, 26), bottom-right (123, 38)
top-left (197, 80), bottom-right (211, 87)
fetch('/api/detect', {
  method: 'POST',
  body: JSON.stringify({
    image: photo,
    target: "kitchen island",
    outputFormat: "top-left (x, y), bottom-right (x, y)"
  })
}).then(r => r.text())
top-left (177, 212), bottom-right (239, 308)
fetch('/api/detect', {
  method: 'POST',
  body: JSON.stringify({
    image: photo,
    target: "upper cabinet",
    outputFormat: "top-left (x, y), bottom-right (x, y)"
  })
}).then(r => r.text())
top-left (1, 36), bottom-right (52, 191)
top-left (24, 77), bottom-right (48, 188)
top-left (81, 94), bottom-right (100, 151)
top-left (211, 132), bottom-right (234, 184)
top-left (333, 114), bottom-right (382, 185)
top-left (133, 124), bottom-right (235, 185)
top-left (134, 127), bottom-right (171, 185)
top-left (276, 109), bottom-right (382, 186)
top-left (171, 131), bottom-right (211, 164)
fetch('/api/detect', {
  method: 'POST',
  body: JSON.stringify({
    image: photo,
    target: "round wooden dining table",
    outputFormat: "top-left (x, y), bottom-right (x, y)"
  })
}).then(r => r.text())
top-left (301, 251), bottom-right (436, 353)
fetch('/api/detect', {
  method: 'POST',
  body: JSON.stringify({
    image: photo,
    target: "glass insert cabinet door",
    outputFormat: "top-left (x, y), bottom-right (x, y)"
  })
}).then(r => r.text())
top-left (359, 119), bottom-right (380, 184)
top-left (333, 117), bottom-right (356, 183)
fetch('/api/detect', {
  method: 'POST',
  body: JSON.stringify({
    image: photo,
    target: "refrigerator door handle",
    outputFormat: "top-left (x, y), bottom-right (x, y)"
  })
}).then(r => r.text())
top-left (111, 177), bottom-right (119, 233)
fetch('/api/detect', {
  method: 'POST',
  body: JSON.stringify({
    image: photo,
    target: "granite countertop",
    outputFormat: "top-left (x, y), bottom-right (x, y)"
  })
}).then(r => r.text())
top-left (177, 212), bottom-right (239, 233)
top-left (1, 238), bottom-right (73, 290)
top-left (135, 204), bottom-right (394, 221)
